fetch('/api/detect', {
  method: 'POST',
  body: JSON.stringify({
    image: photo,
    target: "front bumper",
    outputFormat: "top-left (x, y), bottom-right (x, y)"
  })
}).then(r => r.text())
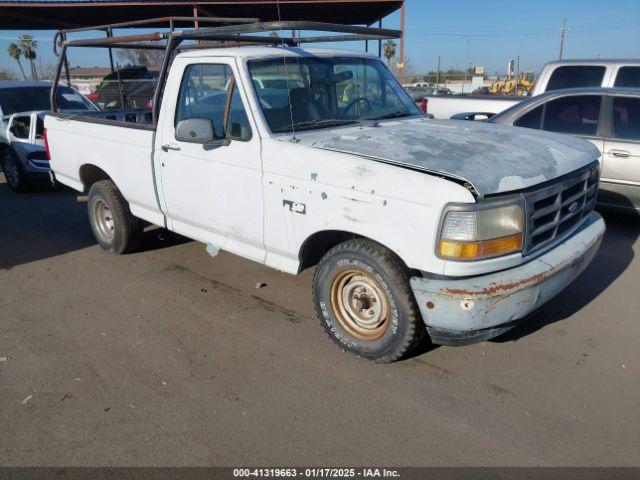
top-left (411, 212), bottom-right (605, 346)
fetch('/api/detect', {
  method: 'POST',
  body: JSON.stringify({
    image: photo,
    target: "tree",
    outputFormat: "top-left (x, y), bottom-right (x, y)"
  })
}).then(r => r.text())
top-left (19, 35), bottom-right (38, 80)
top-left (38, 61), bottom-right (58, 81)
top-left (383, 40), bottom-right (397, 69)
top-left (7, 43), bottom-right (26, 80)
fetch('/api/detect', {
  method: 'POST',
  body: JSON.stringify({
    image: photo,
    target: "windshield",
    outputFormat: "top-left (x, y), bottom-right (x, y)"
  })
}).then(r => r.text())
top-left (0, 86), bottom-right (97, 116)
top-left (248, 56), bottom-right (421, 133)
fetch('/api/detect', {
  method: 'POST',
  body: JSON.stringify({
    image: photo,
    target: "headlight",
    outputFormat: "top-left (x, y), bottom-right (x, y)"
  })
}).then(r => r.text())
top-left (438, 203), bottom-right (524, 260)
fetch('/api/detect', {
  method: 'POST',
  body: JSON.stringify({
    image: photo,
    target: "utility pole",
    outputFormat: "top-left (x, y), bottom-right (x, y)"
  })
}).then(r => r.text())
top-left (462, 35), bottom-right (470, 94)
top-left (397, 2), bottom-right (406, 80)
top-left (515, 55), bottom-right (520, 96)
top-left (436, 56), bottom-right (441, 91)
top-left (559, 18), bottom-right (568, 60)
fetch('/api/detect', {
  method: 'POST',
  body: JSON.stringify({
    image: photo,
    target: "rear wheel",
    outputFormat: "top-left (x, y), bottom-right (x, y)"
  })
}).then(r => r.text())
top-left (313, 239), bottom-right (426, 363)
top-left (2, 149), bottom-right (28, 193)
top-left (88, 180), bottom-right (143, 254)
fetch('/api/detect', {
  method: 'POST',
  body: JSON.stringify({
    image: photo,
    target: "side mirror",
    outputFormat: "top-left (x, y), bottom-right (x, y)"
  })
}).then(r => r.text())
top-left (175, 117), bottom-right (216, 144)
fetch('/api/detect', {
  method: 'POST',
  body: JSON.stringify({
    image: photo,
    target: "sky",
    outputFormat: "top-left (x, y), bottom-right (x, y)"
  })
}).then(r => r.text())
top-left (1, 0), bottom-right (639, 77)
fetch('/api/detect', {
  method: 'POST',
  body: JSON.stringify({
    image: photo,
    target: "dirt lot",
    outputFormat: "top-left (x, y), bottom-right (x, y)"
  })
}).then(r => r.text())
top-left (1, 174), bottom-right (639, 467)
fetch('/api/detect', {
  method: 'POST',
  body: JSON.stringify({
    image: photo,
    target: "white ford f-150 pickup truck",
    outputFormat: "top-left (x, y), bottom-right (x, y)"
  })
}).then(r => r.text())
top-left (45, 22), bottom-right (605, 362)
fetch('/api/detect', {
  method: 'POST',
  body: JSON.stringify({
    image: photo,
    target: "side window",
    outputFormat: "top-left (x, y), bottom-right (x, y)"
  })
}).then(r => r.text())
top-left (611, 97), bottom-right (640, 141)
top-left (9, 116), bottom-right (31, 139)
top-left (226, 83), bottom-right (252, 141)
top-left (542, 95), bottom-right (602, 136)
top-left (614, 67), bottom-right (640, 88)
top-left (546, 66), bottom-right (606, 91)
top-left (175, 64), bottom-right (251, 141)
top-left (514, 105), bottom-right (543, 129)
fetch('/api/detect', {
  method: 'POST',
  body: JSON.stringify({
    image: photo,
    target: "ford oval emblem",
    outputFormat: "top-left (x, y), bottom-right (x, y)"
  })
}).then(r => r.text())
top-left (568, 201), bottom-right (580, 213)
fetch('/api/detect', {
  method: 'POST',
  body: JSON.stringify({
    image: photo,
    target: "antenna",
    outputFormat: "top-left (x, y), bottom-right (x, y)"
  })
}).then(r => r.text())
top-left (276, 0), bottom-right (298, 141)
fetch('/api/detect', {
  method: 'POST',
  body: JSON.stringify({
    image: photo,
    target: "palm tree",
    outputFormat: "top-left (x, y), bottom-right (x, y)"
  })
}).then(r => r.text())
top-left (19, 35), bottom-right (38, 80)
top-left (7, 43), bottom-right (26, 80)
top-left (383, 40), bottom-right (397, 69)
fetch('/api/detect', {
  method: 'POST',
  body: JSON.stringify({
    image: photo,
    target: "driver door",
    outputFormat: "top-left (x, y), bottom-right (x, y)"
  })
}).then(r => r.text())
top-left (156, 58), bottom-right (264, 262)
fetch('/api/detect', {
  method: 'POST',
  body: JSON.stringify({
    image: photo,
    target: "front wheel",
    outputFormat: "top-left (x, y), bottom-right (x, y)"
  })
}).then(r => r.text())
top-left (313, 239), bottom-right (426, 363)
top-left (87, 180), bottom-right (143, 254)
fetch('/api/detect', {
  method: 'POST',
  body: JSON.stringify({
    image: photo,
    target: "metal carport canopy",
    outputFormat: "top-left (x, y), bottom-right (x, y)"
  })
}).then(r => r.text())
top-left (0, 0), bottom-right (403, 29)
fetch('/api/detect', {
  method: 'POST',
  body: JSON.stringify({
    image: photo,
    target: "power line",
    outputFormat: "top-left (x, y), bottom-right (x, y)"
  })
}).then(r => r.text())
top-left (406, 23), bottom-right (639, 38)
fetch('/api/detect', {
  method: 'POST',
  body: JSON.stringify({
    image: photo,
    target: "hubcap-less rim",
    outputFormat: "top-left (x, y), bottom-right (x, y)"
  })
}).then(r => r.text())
top-left (92, 199), bottom-right (115, 242)
top-left (330, 269), bottom-right (390, 341)
top-left (3, 154), bottom-right (20, 188)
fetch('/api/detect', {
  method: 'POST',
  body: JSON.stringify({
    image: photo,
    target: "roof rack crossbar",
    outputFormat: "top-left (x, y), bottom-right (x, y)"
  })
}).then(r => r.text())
top-left (178, 33), bottom-right (298, 46)
top-left (70, 42), bottom-right (168, 50)
top-left (294, 34), bottom-right (396, 44)
top-left (65, 32), bottom-right (168, 47)
top-left (58, 19), bottom-right (401, 49)
top-left (177, 20), bottom-right (401, 40)
top-left (59, 16), bottom-right (259, 35)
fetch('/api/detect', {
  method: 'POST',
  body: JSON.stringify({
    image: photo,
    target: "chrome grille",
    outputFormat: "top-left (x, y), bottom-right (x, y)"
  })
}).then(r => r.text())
top-left (523, 163), bottom-right (599, 255)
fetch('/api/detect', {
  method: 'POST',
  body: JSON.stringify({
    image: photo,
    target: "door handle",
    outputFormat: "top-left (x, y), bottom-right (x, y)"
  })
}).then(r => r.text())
top-left (161, 144), bottom-right (181, 152)
top-left (608, 149), bottom-right (631, 158)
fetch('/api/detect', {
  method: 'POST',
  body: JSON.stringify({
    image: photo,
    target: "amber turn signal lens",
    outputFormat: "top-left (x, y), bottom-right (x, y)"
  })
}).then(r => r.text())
top-left (439, 233), bottom-right (523, 259)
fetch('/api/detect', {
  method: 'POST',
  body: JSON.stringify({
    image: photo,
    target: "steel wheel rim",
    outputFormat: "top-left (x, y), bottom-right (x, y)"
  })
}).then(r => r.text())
top-left (330, 269), bottom-right (390, 341)
top-left (3, 153), bottom-right (19, 188)
top-left (92, 199), bottom-right (115, 242)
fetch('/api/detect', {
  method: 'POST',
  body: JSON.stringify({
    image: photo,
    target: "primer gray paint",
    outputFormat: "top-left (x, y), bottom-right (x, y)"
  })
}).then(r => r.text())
top-left (292, 118), bottom-right (600, 196)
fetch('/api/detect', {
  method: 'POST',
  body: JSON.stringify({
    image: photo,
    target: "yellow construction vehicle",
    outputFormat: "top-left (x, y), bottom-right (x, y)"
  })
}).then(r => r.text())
top-left (491, 72), bottom-right (535, 96)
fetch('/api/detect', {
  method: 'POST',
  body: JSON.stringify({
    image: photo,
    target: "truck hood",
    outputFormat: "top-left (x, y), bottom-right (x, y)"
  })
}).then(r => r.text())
top-left (293, 117), bottom-right (600, 196)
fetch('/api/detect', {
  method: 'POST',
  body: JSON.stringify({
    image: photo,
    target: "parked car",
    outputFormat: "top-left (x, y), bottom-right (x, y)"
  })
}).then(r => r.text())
top-left (0, 81), bottom-right (97, 192)
top-left (427, 59), bottom-right (640, 119)
top-left (86, 66), bottom-right (158, 110)
top-left (46, 30), bottom-right (605, 363)
top-left (488, 87), bottom-right (640, 212)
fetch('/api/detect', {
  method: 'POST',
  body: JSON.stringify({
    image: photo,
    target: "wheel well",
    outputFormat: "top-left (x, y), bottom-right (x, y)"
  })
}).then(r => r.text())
top-left (298, 230), bottom-right (362, 272)
top-left (79, 164), bottom-right (111, 193)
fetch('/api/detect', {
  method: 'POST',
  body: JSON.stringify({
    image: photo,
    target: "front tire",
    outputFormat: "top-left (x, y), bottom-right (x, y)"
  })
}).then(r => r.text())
top-left (313, 239), bottom-right (426, 363)
top-left (1, 148), bottom-right (29, 193)
top-left (88, 180), bottom-right (143, 254)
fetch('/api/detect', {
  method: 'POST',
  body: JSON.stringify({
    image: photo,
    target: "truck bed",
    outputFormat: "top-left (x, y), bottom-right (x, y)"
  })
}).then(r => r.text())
top-left (45, 112), bottom-right (164, 226)
top-left (51, 109), bottom-right (154, 128)
top-left (425, 95), bottom-right (522, 119)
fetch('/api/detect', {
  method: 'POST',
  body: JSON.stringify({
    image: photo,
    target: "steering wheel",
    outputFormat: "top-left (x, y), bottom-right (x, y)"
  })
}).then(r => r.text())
top-left (342, 97), bottom-right (374, 118)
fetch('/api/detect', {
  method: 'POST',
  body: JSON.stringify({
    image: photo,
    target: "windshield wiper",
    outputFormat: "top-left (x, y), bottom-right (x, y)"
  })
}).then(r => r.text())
top-left (282, 118), bottom-right (359, 132)
top-left (371, 111), bottom-right (415, 121)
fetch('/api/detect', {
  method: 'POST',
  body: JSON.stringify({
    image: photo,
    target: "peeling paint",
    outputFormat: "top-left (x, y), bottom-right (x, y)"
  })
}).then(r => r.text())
top-left (293, 119), bottom-right (600, 196)
top-left (321, 192), bottom-right (328, 200)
